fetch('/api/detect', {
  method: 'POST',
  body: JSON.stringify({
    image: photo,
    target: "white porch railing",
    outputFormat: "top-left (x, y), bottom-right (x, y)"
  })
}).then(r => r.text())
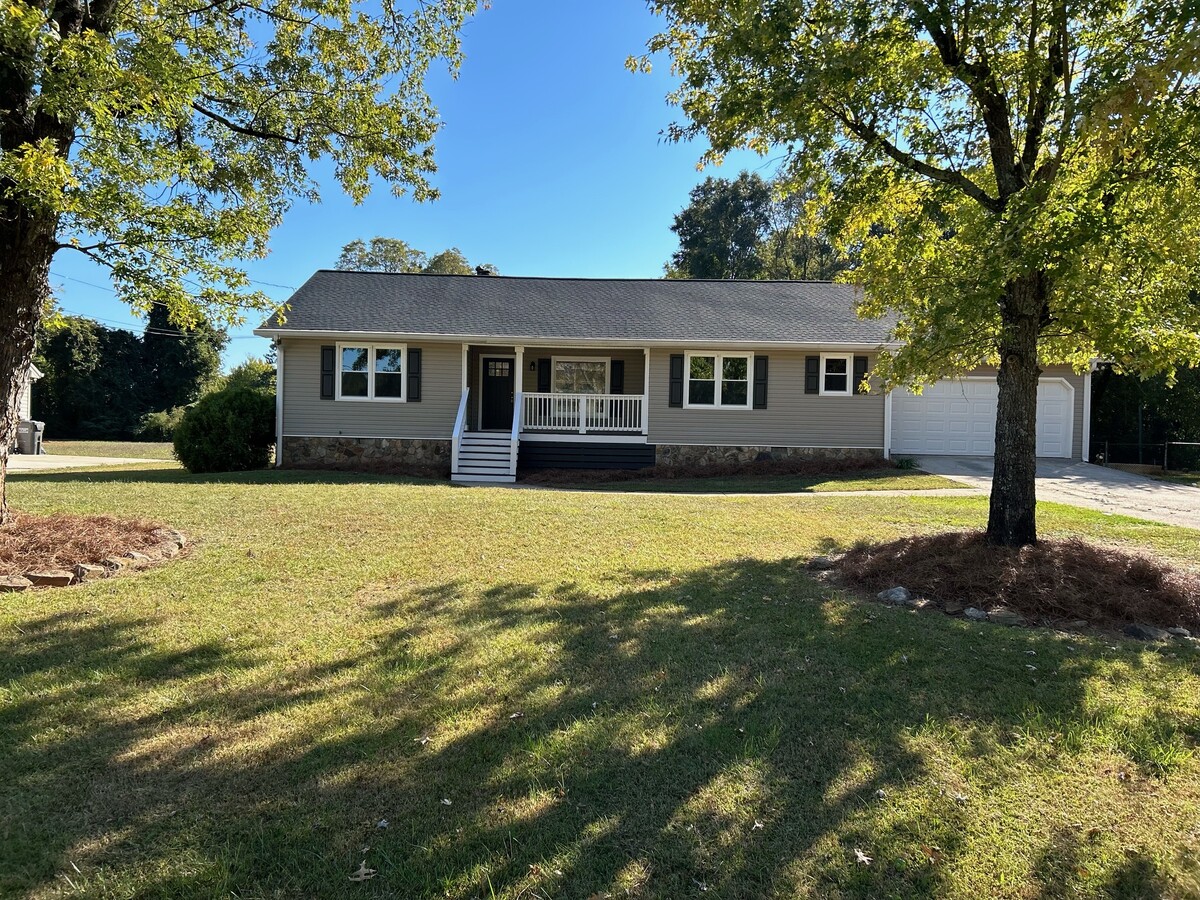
top-left (509, 389), bottom-right (522, 475)
top-left (451, 387), bottom-right (469, 473)
top-left (522, 392), bottom-right (643, 433)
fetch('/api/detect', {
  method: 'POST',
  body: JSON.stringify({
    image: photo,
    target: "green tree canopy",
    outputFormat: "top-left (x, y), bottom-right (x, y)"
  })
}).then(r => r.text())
top-left (335, 238), bottom-right (430, 274)
top-left (0, 0), bottom-right (478, 520)
top-left (667, 171), bottom-right (848, 280)
top-left (142, 305), bottom-right (228, 412)
top-left (335, 238), bottom-right (496, 275)
top-left (640, 1), bottom-right (1200, 545)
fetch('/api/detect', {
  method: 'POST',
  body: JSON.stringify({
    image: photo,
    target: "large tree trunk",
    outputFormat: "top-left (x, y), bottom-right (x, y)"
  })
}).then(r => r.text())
top-left (0, 210), bottom-right (56, 525)
top-left (987, 272), bottom-right (1046, 546)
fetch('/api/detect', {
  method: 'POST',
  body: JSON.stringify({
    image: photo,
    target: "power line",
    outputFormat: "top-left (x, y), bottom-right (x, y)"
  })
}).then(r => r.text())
top-left (51, 270), bottom-right (295, 294)
top-left (58, 307), bottom-right (264, 340)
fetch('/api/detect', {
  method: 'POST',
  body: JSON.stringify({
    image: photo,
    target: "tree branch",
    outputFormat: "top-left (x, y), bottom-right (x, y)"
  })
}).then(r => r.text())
top-left (191, 102), bottom-right (298, 144)
top-left (831, 107), bottom-right (1002, 212)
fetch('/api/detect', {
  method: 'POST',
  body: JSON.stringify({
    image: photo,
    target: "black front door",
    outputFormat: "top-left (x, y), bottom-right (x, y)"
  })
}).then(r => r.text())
top-left (480, 356), bottom-right (515, 429)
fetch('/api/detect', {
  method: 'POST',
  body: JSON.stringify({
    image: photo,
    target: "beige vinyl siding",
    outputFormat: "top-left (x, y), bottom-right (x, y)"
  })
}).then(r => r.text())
top-left (281, 338), bottom-right (462, 439)
top-left (964, 364), bottom-right (1087, 459)
top-left (521, 348), bottom-right (646, 395)
top-left (647, 347), bottom-right (885, 448)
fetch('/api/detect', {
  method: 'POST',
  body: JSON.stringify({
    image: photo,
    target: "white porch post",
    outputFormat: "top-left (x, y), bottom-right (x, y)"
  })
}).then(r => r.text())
top-left (514, 345), bottom-right (524, 430)
top-left (274, 339), bottom-right (284, 468)
top-left (642, 347), bottom-right (650, 435)
top-left (883, 390), bottom-right (893, 459)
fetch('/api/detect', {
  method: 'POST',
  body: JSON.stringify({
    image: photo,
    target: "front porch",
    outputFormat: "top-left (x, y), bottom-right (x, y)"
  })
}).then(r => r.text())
top-left (452, 344), bottom-right (650, 482)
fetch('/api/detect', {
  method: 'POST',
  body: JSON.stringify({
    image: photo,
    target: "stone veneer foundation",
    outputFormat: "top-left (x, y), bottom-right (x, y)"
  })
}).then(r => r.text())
top-left (282, 436), bottom-right (451, 474)
top-left (654, 444), bottom-right (885, 468)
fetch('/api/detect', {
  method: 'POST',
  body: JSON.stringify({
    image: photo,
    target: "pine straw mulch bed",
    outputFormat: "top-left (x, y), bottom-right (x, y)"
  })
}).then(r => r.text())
top-left (521, 455), bottom-right (893, 486)
top-left (836, 531), bottom-right (1200, 633)
top-left (0, 512), bottom-right (182, 582)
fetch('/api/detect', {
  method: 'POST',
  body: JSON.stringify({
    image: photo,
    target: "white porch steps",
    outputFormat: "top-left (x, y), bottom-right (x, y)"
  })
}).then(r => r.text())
top-left (451, 433), bottom-right (516, 483)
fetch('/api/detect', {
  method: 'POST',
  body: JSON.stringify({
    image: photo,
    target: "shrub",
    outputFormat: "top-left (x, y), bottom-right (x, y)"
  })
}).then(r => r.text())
top-left (136, 406), bottom-right (188, 441)
top-left (173, 386), bottom-right (275, 473)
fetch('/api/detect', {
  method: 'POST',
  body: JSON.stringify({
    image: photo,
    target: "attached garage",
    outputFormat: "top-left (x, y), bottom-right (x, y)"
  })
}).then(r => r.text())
top-left (890, 377), bottom-right (1075, 458)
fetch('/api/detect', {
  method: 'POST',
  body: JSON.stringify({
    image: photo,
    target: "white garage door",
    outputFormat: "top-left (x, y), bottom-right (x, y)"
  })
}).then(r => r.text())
top-left (891, 378), bottom-right (1073, 458)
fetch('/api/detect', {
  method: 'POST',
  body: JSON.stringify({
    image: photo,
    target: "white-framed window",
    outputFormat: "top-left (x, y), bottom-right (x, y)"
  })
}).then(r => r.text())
top-left (552, 357), bottom-right (609, 394)
top-left (820, 353), bottom-right (853, 396)
top-left (337, 342), bottom-right (407, 401)
top-left (685, 352), bottom-right (752, 408)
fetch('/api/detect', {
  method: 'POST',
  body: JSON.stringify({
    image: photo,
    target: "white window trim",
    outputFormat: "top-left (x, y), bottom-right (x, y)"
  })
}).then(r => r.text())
top-left (819, 352), bottom-right (854, 397)
top-left (550, 355), bottom-right (611, 394)
top-left (683, 351), bottom-right (753, 410)
top-left (336, 342), bottom-right (408, 402)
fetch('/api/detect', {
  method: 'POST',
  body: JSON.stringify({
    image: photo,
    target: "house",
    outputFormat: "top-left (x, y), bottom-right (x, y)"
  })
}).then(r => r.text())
top-left (254, 272), bottom-right (1091, 483)
top-left (18, 363), bottom-right (42, 422)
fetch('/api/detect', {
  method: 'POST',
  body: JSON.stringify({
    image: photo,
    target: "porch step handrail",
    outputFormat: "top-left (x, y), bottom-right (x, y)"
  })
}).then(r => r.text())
top-left (451, 387), bottom-right (469, 473)
top-left (522, 392), bottom-right (643, 433)
top-left (509, 389), bottom-right (522, 476)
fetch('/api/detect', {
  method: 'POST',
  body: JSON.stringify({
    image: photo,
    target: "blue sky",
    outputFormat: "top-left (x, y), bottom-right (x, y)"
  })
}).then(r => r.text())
top-left (51, 1), bottom-right (772, 367)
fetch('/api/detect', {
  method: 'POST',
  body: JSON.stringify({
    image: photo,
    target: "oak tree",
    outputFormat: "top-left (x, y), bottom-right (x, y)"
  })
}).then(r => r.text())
top-left (639, 1), bottom-right (1200, 545)
top-left (0, 0), bottom-right (478, 521)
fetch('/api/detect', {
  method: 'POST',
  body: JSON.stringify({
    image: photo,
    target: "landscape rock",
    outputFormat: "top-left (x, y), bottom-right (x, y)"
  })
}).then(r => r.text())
top-left (25, 569), bottom-right (75, 587)
top-left (156, 541), bottom-right (180, 559)
top-left (73, 563), bottom-right (107, 582)
top-left (989, 607), bottom-right (1027, 627)
top-left (1168, 627), bottom-right (1192, 639)
top-left (1063, 620), bottom-right (1089, 630)
top-left (1124, 623), bottom-right (1172, 642)
top-left (807, 556), bottom-right (838, 571)
top-left (911, 598), bottom-right (936, 612)
top-left (943, 600), bottom-right (965, 615)
top-left (0, 575), bottom-right (33, 592)
top-left (963, 607), bottom-right (989, 622)
top-left (153, 527), bottom-right (187, 549)
top-left (124, 551), bottom-right (153, 566)
top-left (877, 586), bottom-right (912, 605)
top-left (102, 556), bottom-right (126, 571)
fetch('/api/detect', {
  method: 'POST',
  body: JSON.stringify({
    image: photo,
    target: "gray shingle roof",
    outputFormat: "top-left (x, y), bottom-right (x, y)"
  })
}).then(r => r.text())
top-left (256, 271), bottom-right (893, 346)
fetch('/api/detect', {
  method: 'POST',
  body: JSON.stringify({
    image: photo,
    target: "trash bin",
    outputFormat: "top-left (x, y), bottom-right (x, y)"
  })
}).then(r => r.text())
top-left (15, 421), bottom-right (32, 454)
top-left (16, 420), bottom-right (44, 455)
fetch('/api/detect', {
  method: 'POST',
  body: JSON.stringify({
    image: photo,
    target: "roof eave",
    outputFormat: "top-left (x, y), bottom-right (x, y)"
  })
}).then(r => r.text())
top-left (254, 326), bottom-right (897, 351)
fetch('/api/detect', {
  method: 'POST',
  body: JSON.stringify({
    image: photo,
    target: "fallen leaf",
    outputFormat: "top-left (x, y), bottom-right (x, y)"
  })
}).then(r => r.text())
top-left (441, 798), bottom-right (452, 806)
top-left (854, 848), bottom-right (872, 866)
top-left (413, 734), bottom-right (431, 745)
top-left (920, 844), bottom-right (944, 864)
top-left (752, 820), bottom-right (764, 831)
top-left (376, 819), bottom-right (389, 829)
top-left (348, 861), bottom-right (376, 882)
top-left (875, 788), bottom-right (887, 800)
top-left (509, 711), bottom-right (525, 720)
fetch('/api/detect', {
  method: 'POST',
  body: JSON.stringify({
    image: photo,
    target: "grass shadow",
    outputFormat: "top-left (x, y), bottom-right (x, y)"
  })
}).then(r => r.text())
top-left (2, 558), bottom-right (1196, 897)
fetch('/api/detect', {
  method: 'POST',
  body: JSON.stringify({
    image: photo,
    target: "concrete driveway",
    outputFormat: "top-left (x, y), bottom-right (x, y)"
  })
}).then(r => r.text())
top-left (6, 453), bottom-right (150, 471)
top-left (913, 455), bottom-right (1200, 530)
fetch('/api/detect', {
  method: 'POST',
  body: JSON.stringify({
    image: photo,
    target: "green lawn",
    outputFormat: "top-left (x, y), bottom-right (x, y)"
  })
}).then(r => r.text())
top-left (571, 467), bottom-right (961, 494)
top-left (2, 467), bottom-right (1200, 899)
top-left (1158, 471), bottom-right (1200, 488)
top-left (42, 440), bottom-right (176, 460)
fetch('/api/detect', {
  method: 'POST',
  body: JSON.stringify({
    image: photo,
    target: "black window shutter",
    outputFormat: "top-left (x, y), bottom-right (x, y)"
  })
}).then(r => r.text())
top-left (668, 354), bottom-right (684, 407)
top-left (853, 355), bottom-right (869, 395)
top-left (320, 345), bottom-right (335, 399)
top-left (753, 356), bottom-right (768, 408)
top-left (537, 358), bottom-right (551, 393)
top-left (610, 359), bottom-right (625, 394)
top-left (804, 356), bottom-right (820, 394)
top-left (408, 348), bottom-right (422, 401)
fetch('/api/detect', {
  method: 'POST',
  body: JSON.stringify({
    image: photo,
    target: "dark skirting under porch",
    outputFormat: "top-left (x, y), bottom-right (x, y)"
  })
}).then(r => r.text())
top-left (517, 441), bottom-right (656, 471)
